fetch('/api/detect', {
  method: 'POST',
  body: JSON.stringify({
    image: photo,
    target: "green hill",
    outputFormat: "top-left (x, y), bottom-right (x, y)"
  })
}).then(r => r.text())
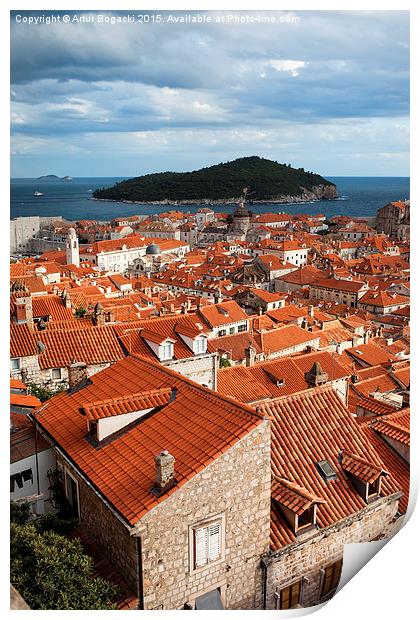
top-left (93, 156), bottom-right (337, 203)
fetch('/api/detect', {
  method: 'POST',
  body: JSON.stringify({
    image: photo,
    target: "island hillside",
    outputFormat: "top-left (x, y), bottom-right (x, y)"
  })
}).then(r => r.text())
top-left (92, 156), bottom-right (337, 204)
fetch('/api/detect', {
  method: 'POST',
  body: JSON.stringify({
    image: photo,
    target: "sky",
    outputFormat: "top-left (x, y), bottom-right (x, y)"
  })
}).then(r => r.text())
top-left (10, 10), bottom-right (409, 178)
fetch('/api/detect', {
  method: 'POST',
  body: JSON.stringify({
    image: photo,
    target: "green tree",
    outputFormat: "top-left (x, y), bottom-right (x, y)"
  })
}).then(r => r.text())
top-left (10, 501), bottom-right (30, 525)
top-left (75, 305), bottom-right (87, 318)
top-left (27, 384), bottom-right (55, 403)
top-left (219, 357), bottom-right (231, 368)
top-left (10, 522), bottom-right (119, 610)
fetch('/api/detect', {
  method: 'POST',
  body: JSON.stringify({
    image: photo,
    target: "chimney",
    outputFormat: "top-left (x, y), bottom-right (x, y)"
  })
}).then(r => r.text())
top-left (63, 291), bottom-right (72, 309)
top-left (14, 295), bottom-right (33, 328)
top-left (305, 362), bottom-right (329, 386)
top-left (68, 362), bottom-right (88, 390)
top-left (245, 343), bottom-right (256, 367)
top-left (93, 301), bottom-right (105, 326)
top-left (364, 331), bottom-right (370, 344)
top-left (308, 305), bottom-right (314, 317)
top-left (154, 450), bottom-right (175, 491)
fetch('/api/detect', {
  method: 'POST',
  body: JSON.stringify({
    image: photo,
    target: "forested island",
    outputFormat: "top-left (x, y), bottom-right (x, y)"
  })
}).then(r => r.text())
top-left (92, 156), bottom-right (337, 204)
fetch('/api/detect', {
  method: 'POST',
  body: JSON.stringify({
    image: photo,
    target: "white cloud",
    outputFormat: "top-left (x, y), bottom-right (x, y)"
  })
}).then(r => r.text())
top-left (267, 60), bottom-right (306, 77)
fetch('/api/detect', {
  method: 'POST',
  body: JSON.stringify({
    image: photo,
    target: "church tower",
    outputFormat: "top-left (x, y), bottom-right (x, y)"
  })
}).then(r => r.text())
top-left (229, 187), bottom-right (251, 237)
top-left (66, 227), bottom-right (80, 267)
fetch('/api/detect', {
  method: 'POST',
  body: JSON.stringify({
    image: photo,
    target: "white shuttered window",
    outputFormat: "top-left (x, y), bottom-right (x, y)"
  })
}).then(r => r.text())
top-left (194, 521), bottom-right (222, 568)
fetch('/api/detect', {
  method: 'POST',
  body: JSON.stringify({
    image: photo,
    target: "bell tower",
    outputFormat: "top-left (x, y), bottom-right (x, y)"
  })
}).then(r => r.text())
top-left (66, 227), bottom-right (80, 267)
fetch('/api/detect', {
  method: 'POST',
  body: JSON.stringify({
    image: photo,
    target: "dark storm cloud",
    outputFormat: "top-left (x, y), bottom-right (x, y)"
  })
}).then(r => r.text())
top-left (10, 10), bottom-right (409, 176)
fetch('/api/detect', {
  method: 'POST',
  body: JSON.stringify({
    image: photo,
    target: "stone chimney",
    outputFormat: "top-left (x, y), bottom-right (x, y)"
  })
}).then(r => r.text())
top-left (364, 330), bottom-right (370, 344)
top-left (154, 450), bottom-right (175, 491)
top-left (68, 362), bottom-right (88, 390)
top-left (308, 305), bottom-right (314, 317)
top-left (245, 343), bottom-right (256, 367)
top-left (14, 295), bottom-right (33, 328)
top-left (63, 291), bottom-right (72, 309)
top-left (305, 362), bottom-right (329, 387)
top-left (93, 301), bottom-right (105, 326)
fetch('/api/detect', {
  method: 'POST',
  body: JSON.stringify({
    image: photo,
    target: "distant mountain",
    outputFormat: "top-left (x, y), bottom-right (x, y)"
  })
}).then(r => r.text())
top-left (92, 157), bottom-right (337, 204)
top-left (37, 174), bottom-right (73, 181)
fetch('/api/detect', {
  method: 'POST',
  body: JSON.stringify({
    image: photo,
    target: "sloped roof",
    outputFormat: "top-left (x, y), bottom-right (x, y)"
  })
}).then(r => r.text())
top-left (82, 388), bottom-right (172, 421)
top-left (35, 325), bottom-right (125, 369)
top-left (272, 477), bottom-right (326, 515)
top-left (198, 301), bottom-right (248, 328)
top-left (33, 355), bottom-right (265, 526)
top-left (259, 387), bottom-right (401, 550)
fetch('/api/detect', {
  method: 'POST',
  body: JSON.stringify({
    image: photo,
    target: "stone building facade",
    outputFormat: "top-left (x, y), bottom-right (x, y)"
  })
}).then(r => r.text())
top-left (55, 419), bottom-right (271, 610)
top-left (262, 493), bottom-right (401, 609)
top-left (376, 200), bottom-right (410, 239)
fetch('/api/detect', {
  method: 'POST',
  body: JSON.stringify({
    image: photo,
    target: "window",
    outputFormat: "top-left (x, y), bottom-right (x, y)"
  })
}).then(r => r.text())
top-left (218, 329), bottom-right (226, 337)
top-left (237, 323), bottom-right (247, 333)
top-left (277, 580), bottom-right (302, 609)
top-left (160, 342), bottom-right (173, 361)
top-left (192, 519), bottom-right (222, 570)
top-left (229, 327), bottom-right (235, 335)
top-left (11, 358), bottom-right (20, 371)
top-left (194, 337), bottom-right (207, 354)
top-left (65, 470), bottom-right (80, 519)
top-left (321, 558), bottom-right (343, 599)
top-left (52, 368), bottom-right (62, 380)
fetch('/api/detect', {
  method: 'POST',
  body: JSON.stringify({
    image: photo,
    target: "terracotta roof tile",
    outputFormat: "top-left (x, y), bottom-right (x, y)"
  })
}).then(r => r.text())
top-left (272, 477), bottom-right (326, 515)
top-left (36, 325), bottom-right (125, 369)
top-left (82, 388), bottom-right (173, 421)
top-left (10, 393), bottom-right (41, 408)
top-left (370, 409), bottom-right (410, 446)
top-left (33, 355), bottom-right (265, 526)
top-left (341, 449), bottom-right (386, 484)
top-left (258, 387), bottom-right (402, 551)
top-left (198, 301), bottom-right (248, 328)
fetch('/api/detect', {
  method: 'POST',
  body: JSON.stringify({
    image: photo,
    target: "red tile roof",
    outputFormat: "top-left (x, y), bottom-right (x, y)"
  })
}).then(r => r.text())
top-left (11, 423), bottom-right (51, 463)
top-left (258, 387), bottom-right (402, 550)
top-left (35, 325), bottom-right (125, 369)
top-left (345, 343), bottom-right (399, 368)
top-left (370, 409), bottom-right (410, 447)
top-left (311, 278), bottom-right (367, 293)
top-left (198, 301), bottom-right (248, 328)
top-left (10, 393), bottom-right (41, 408)
top-left (82, 388), bottom-right (172, 421)
top-left (254, 324), bottom-right (319, 353)
top-left (33, 355), bottom-right (265, 526)
top-left (272, 477), bottom-right (326, 515)
top-left (217, 350), bottom-right (350, 404)
top-left (341, 449), bottom-right (386, 484)
top-left (356, 396), bottom-right (397, 416)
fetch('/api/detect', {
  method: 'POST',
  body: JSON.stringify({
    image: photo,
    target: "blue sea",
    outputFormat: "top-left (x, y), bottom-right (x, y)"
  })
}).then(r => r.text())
top-left (10, 176), bottom-right (409, 222)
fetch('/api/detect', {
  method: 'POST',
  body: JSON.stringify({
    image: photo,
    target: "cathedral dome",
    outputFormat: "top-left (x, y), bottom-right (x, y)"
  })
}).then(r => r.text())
top-left (146, 243), bottom-right (161, 255)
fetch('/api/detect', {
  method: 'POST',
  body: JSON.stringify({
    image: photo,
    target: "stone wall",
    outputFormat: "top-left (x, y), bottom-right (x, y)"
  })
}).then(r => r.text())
top-left (56, 454), bottom-right (139, 593)
top-left (264, 493), bottom-right (400, 609)
top-left (54, 418), bottom-right (270, 609)
top-left (166, 353), bottom-right (217, 390)
top-left (132, 419), bottom-right (271, 610)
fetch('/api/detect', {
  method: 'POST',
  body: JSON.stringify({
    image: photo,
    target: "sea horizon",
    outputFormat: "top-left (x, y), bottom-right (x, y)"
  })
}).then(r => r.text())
top-left (10, 175), bottom-right (410, 222)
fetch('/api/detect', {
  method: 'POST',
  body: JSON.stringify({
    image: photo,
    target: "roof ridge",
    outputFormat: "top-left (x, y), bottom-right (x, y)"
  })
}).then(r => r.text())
top-left (261, 382), bottom-right (336, 405)
top-left (130, 354), bottom-right (265, 420)
top-left (81, 387), bottom-right (173, 410)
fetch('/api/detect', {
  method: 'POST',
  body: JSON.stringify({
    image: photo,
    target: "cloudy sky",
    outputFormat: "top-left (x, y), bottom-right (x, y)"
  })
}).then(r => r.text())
top-left (11, 10), bottom-right (409, 178)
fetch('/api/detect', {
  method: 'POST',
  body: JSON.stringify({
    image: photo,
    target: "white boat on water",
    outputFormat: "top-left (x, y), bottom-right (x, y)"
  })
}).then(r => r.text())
top-left (33, 191), bottom-right (44, 197)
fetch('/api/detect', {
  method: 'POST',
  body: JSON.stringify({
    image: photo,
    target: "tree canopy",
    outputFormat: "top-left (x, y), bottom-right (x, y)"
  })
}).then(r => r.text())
top-left (93, 156), bottom-right (336, 203)
top-left (10, 504), bottom-right (119, 610)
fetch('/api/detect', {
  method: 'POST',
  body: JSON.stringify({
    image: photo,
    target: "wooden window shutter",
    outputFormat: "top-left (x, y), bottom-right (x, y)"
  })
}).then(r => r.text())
top-left (194, 527), bottom-right (208, 567)
top-left (208, 522), bottom-right (221, 561)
